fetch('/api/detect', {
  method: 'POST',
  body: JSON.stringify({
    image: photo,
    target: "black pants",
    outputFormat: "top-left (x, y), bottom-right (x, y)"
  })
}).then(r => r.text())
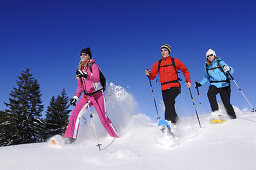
top-left (162, 87), bottom-right (180, 124)
top-left (207, 85), bottom-right (236, 119)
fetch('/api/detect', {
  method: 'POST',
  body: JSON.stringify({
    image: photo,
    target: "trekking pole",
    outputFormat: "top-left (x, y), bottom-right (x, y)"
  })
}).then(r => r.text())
top-left (87, 102), bottom-right (102, 150)
top-left (188, 88), bottom-right (201, 128)
top-left (227, 72), bottom-right (255, 112)
top-left (80, 78), bottom-right (102, 150)
top-left (196, 86), bottom-right (202, 112)
top-left (146, 70), bottom-right (160, 120)
top-left (196, 87), bottom-right (202, 106)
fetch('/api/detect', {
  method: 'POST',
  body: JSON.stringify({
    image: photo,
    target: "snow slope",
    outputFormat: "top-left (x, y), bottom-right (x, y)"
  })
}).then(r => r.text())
top-left (1, 83), bottom-right (256, 170)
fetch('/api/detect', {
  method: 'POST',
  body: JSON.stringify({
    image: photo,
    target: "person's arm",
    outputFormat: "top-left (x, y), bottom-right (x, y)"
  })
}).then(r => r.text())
top-left (148, 61), bottom-right (159, 80)
top-left (176, 58), bottom-right (191, 88)
top-left (220, 60), bottom-right (234, 75)
top-left (75, 78), bottom-right (83, 98)
top-left (199, 65), bottom-right (210, 86)
top-left (176, 58), bottom-right (191, 83)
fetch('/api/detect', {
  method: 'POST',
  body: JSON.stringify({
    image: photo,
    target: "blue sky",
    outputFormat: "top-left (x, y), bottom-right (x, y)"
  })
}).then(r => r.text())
top-left (1, 0), bottom-right (256, 120)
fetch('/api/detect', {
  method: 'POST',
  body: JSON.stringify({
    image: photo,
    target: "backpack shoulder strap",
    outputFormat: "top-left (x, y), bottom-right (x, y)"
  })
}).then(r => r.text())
top-left (207, 60), bottom-right (230, 84)
top-left (88, 61), bottom-right (95, 73)
top-left (158, 59), bottom-right (162, 72)
top-left (217, 60), bottom-right (230, 81)
top-left (205, 63), bottom-right (209, 70)
top-left (171, 58), bottom-right (182, 81)
top-left (205, 63), bottom-right (210, 77)
top-left (171, 58), bottom-right (177, 73)
top-left (217, 60), bottom-right (224, 73)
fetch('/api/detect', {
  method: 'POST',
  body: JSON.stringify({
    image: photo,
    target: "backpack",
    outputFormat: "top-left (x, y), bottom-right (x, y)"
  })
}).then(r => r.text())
top-left (157, 57), bottom-right (182, 84)
top-left (88, 62), bottom-right (106, 91)
top-left (157, 58), bottom-right (182, 93)
top-left (205, 60), bottom-right (230, 84)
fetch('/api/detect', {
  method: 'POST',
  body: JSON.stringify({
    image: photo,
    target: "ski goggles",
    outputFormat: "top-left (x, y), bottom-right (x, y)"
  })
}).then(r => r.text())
top-left (160, 49), bottom-right (168, 52)
top-left (80, 53), bottom-right (87, 56)
top-left (207, 54), bottom-right (214, 57)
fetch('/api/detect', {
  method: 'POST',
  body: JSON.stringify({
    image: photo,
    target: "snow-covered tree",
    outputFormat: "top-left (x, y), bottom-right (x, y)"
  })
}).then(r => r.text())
top-left (2, 68), bottom-right (44, 146)
top-left (0, 110), bottom-right (14, 146)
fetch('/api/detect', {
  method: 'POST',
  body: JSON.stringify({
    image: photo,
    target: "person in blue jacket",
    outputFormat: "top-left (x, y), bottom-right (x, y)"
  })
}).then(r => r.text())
top-left (195, 49), bottom-right (236, 119)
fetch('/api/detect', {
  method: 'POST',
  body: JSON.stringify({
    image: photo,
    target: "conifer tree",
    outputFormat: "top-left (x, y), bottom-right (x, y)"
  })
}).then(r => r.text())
top-left (0, 110), bottom-right (14, 146)
top-left (3, 68), bottom-right (44, 146)
top-left (44, 89), bottom-right (71, 140)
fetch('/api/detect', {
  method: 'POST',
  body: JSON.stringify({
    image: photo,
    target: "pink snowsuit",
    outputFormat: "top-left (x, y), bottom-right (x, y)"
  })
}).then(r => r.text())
top-left (64, 59), bottom-right (118, 139)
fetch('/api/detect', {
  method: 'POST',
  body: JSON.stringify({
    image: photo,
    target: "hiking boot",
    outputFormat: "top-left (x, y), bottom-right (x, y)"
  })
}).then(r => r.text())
top-left (211, 110), bottom-right (224, 120)
top-left (167, 121), bottom-right (176, 133)
top-left (64, 138), bottom-right (76, 144)
top-left (229, 115), bottom-right (237, 119)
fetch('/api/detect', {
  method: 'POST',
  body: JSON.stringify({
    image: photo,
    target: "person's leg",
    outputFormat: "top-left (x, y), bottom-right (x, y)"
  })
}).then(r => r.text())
top-left (162, 87), bottom-right (180, 124)
top-left (207, 85), bottom-right (219, 112)
top-left (64, 96), bottom-right (91, 139)
top-left (219, 86), bottom-right (236, 119)
top-left (90, 91), bottom-right (118, 138)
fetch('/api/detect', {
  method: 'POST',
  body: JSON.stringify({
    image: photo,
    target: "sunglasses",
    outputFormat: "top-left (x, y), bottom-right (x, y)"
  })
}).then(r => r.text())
top-left (207, 54), bottom-right (214, 57)
top-left (80, 53), bottom-right (87, 56)
top-left (160, 49), bottom-right (168, 52)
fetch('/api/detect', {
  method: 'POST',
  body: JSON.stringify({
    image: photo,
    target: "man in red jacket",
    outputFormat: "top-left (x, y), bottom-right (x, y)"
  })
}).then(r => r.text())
top-left (146, 44), bottom-right (191, 124)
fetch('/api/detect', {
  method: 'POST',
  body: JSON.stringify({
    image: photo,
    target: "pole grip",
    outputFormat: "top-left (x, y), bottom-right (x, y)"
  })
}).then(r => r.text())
top-left (196, 86), bottom-right (200, 95)
top-left (189, 88), bottom-right (193, 99)
top-left (227, 71), bottom-right (234, 80)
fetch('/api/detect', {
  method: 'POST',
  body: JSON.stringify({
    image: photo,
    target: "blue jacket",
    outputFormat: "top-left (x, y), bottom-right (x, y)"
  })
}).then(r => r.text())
top-left (199, 58), bottom-right (234, 88)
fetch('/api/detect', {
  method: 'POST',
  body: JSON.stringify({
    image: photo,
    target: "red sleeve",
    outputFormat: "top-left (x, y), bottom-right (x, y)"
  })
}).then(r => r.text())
top-left (175, 58), bottom-right (191, 83)
top-left (149, 61), bottom-right (159, 80)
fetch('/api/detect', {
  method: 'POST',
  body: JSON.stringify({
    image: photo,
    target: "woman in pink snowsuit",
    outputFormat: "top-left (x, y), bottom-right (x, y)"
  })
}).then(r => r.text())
top-left (64, 48), bottom-right (118, 141)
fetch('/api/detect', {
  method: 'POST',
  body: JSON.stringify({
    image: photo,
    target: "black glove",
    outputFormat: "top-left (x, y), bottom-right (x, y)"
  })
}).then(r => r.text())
top-left (70, 97), bottom-right (77, 106)
top-left (76, 69), bottom-right (88, 79)
top-left (195, 82), bottom-right (202, 88)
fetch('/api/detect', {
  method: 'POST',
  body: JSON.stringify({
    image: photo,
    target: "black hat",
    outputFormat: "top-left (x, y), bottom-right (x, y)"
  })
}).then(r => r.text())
top-left (81, 47), bottom-right (92, 58)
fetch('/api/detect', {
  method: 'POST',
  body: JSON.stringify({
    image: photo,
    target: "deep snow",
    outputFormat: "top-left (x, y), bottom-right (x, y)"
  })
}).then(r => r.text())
top-left (1, 83), bottom-right (256, 170)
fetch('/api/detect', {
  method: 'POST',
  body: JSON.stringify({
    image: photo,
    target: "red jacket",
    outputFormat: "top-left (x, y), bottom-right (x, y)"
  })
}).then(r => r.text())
top-left (149, 56), bottom-right (191, 91)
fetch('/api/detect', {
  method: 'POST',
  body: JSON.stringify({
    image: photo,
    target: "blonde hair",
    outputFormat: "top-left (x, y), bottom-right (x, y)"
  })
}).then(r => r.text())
top-left (206, 56), bottom-right (219, 66)
top-left (76, 61), bottom-right (84, 80)
top-left (76, 60), bottom-right (89, 79)
top-left (78, 61), bottom-right (83, 70)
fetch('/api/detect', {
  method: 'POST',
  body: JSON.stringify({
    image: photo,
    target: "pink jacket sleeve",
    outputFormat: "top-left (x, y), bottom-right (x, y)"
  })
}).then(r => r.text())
top-left (75, 78), bottom-right (83, 98)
